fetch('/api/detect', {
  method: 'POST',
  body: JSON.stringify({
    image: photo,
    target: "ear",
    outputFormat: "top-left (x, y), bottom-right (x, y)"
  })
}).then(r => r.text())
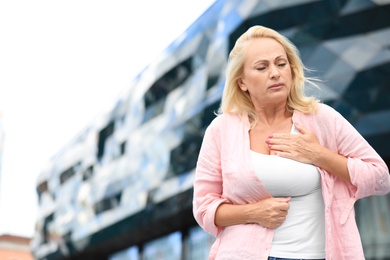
top-left (237, 78), bottom-right (247, 91)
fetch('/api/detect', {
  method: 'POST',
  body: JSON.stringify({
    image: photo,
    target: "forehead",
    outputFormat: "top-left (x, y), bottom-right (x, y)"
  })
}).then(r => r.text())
top-left (245, 37), bottom-right (287, 61)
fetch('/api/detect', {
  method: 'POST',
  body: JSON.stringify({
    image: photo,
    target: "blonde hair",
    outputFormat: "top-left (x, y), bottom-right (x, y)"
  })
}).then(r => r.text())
top-left (218, 25), bottom-right (319, 126)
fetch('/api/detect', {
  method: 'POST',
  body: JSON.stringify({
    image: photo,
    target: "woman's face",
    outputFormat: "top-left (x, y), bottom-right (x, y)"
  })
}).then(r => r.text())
top-left (238, 37), bottom-right (293, 109)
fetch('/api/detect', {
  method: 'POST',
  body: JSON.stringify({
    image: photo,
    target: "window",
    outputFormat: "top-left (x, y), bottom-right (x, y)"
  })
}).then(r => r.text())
top-left (94, 192), bottom-right (122, 215)
top-left (143, 57), bottom-right (194, 123)
top-left (82, 165), bottom-right (94, 181)
top-left (167, 101), bottom-right (219, 178)
top-left (37, 181), bottom-right (48, 201)
top-left (97, 121), bottom-right (115, 162)
top-left (120, 141), bottom-right (126, 155)
top-left (59, 162), bottom-right (80, 184)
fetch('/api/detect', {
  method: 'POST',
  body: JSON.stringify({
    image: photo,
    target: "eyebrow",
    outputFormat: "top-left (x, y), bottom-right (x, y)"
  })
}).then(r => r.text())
top-left (253, 55), bottom-right (287, 65)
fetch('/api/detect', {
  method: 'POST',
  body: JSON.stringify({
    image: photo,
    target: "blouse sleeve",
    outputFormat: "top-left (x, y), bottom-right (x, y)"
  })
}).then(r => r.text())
top-left (333, 109), bottom-right (390, 198)
top-left (192, 119), bottom-right (230, 236)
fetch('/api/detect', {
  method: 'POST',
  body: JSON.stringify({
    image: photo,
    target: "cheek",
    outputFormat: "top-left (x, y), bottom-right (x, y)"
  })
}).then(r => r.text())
top-left (247, 74), bottom-right (267, 87)
top-left (284, 70), bottom-right (293, 85)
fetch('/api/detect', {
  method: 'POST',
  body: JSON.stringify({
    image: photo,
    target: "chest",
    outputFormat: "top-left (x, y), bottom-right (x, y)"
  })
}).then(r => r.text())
top-left (249, 120), bottom-right (293, 155)
top-left (250, 151), bottom-right (321, 197)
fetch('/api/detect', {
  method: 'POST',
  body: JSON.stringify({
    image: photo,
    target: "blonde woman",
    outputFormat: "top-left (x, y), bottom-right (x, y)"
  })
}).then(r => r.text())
top-left (193, 25), bottom-right (390, 260)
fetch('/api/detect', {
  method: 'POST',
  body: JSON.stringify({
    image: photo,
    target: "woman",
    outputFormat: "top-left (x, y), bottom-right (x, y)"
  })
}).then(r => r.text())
top-left (192, 25), bottom-right (390, 260)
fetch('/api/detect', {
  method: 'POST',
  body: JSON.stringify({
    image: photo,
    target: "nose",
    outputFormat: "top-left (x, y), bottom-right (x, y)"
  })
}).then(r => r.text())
top-left (270, 64), bottom-right (280, 79)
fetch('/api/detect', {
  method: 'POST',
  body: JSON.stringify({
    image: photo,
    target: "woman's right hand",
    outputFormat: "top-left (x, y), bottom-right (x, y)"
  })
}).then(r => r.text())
top-left (246, 197), bottom-right (291, 229)
top-left (215, 197), bottom-right (291, 229)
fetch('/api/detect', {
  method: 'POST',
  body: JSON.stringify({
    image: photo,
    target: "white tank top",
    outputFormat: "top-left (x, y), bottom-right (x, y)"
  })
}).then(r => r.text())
top-left (250, 125), bottom-right (325, 259)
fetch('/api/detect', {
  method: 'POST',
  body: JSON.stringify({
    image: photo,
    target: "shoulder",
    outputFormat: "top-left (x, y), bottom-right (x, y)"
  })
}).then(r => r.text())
top-left (316, 103), bottom-right (342, 119)
top-left (317, 103), bottom-right (339, 114)
top-left (298, 103), bottom-right (342, 121)
top-left (295, 103), bottom-right (348, 133)
top-left (206, 112), bottom-right (245, 137)
top-left (209, 112), bottom-right (243, 128)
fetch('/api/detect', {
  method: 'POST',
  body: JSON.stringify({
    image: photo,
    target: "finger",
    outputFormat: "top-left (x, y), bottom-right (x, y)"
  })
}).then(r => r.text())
top-left (266, 134), bottom-right (293, 145)
top-left (273, 197), bottom-right (291, 202)
top-left (273, 151), bottom-right (294, 159)
top-left (268, 133), bottom-right (290, 140)
top-left (268, 144), bottom-right (290, 152)
top-left (279, 203), bottom-right (290, 212)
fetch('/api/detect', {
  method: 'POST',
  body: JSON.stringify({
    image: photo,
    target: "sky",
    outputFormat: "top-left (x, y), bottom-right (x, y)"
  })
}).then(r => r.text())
top-left (0, 0), bottom-right (216, 238)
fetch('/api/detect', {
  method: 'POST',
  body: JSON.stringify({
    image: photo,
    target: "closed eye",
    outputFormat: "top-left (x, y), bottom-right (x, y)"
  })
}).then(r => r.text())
top-left (278, 63), bottom-right (287, 67)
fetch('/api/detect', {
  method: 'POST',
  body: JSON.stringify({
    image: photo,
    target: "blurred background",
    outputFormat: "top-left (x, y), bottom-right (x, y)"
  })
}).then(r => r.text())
top-left (0, 0), bottom-right (389, 259)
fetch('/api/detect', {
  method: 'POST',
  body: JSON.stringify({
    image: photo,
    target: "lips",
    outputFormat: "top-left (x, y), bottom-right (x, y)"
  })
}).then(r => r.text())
top-left (268, 83), bottom-right (284, 89)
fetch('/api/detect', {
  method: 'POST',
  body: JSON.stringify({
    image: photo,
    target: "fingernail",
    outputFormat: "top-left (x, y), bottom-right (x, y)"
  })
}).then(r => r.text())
top-left (265, 138), bottom-right (270, 143)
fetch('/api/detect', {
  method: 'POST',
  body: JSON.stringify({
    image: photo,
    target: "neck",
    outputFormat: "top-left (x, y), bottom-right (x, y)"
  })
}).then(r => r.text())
top-left (255, 104), bottom-right (291, 126)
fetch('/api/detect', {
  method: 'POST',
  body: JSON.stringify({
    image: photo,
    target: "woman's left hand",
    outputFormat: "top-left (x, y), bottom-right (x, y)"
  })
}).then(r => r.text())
top-left (266, 123), bottom-right (323, 164)
top-left (267, 123), bottom-right (351, 183)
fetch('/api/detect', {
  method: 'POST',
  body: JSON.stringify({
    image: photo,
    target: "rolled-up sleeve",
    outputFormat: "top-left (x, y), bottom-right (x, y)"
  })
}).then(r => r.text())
top-left (193, 121), bottom-right (229, 236)
top-left (334, 111), bottom-right (390, 198)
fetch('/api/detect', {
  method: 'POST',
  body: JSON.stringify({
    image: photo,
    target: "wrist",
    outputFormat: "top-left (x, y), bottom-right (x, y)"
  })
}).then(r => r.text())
top-left (310, 145), bottom-right (328, 167)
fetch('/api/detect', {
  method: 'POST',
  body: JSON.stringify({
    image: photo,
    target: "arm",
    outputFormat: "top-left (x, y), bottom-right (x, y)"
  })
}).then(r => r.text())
top-left (332, 111), bottom-right (390, 197)
top-left (267, 108), bottom-right (390, 197)
top-left (215, 197), bottom-right (291, 229)
top-left (192, 122), bottom-right (229, 236)
top-left (311, 144), bottom-right (350, 183)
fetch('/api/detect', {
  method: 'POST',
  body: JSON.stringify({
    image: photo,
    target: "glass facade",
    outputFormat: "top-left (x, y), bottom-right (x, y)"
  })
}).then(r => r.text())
top-left (107, 226), bottom-right (215, 260)
top-left (32, 0), bottom-right (390, 259)
top-left (109, 246), bottom-right (139, 260)
top-left (142, 232), bottom-right (182, 260)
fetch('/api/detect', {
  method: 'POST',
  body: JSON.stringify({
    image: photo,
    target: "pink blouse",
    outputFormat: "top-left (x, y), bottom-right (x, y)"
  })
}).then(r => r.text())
top-left (193, 103), bottom-right (390, 260)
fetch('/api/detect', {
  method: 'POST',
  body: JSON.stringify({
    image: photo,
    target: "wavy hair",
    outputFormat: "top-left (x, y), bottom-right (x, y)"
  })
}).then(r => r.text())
top-left (218, 25), bottom-right (319, 126)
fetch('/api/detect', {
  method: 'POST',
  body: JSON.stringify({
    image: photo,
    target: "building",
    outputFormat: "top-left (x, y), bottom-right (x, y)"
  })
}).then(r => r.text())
top-left (32, 0), bottom-right (390, 259)
top-left (0, 234), bottom-right (33, 260)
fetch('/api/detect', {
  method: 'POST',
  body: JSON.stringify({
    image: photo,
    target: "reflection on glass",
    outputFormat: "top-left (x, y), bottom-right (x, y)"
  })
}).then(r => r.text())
top-left (188, 226), bottom-right (215, 260)
top-left (109, 245), bottom-right (139, 260)
top-left (143, 232), bottom-right (182, 260)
